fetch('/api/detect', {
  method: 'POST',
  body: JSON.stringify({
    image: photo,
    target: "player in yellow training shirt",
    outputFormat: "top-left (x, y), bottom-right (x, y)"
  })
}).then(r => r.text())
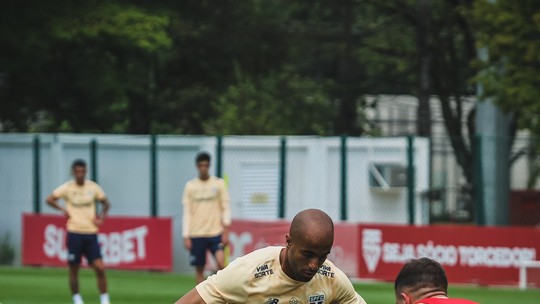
top-left (46, 159), bottom-right (111, 304)
top-left (182, 151), bottom-right (231, 284)
top-left (176, 209), bottom-right (367, 304)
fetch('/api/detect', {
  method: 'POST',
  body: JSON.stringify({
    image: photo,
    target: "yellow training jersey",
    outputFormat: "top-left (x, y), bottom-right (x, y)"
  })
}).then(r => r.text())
top-left (52, 180), bottom-right (106, 234)
top-left (196, 246), bottom-right (367, 304)
top-left (182, 176), bottom-right (231, 238)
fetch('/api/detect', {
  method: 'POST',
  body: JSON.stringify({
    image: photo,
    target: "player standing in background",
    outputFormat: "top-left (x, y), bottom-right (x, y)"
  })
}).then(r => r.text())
top-left (182, 151), bottom-right (231, 284)
top-left (46, 159), bottom-right (111, 304)
top-left (394, 257), bottom-right (478, 304)
top-left (175, 208), bottom-right (368, 304)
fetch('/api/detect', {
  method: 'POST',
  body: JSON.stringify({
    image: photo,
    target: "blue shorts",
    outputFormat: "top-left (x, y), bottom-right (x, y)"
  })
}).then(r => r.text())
top-left (189, 235), bottom-right (224, 267)
top-left (66, 232), bottom-right (102, 265)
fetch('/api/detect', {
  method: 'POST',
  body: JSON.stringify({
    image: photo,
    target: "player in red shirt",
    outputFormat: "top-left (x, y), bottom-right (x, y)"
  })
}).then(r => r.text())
top-left (394, 257), bottom-right (478, 304)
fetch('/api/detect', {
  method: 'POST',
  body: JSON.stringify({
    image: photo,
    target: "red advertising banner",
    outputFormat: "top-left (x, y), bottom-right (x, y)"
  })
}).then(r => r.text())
top-left (358, 224), bottom-right (540, 286)
top-left (22, 213), bottom-right (172, 271)
top-left (229, 219), bottom-right (359, 277)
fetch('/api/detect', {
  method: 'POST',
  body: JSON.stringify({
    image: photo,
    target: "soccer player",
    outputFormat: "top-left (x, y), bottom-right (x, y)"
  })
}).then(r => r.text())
top-left (46, 159), bottom-right (111, 304)
top-left (182, 151), bottom-right (231, 284)
top-left (394, 257), bottom-right (478, 304)
top-left (175, 208), bottom-right (368, 304)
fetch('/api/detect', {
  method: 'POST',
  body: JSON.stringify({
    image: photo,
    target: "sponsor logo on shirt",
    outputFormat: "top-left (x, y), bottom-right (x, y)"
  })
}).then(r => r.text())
top-left (317, 264), bottom-right (334, 278)
top-left (254, 263), bottom-right (274, 278)
top-left (308, 294), bottom-right (325, 304)
top-left (289, 297), bottom-right (299, 304)
top-left (265, 298), bottom-right (279, 304)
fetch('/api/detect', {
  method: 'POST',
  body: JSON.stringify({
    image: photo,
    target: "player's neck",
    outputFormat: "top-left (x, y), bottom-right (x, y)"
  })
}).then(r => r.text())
top-left (279, 248), bottom-right (293, 279)
top-left (198, 174), bottom-right (210, 181)
top-left (419, 291), bottom-right (448, 301)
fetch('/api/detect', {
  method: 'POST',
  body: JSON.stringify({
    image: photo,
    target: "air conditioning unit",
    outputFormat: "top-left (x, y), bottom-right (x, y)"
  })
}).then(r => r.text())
top-left (369, 163), bottom-right (408, 190)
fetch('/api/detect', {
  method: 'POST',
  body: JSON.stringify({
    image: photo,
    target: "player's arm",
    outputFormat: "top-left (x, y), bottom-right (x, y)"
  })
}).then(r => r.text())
top-left (94, 197), bottom-right (110, 226)
top-left (331, 269), bottom-right (367, 304)
top-left (46, 194), bottom-right (68, 217)
top-left (175, 288), bottom-right (206, 304)
top-left (219, 180), bottom-right (231, 246)
top-left (182, 183), bottom-right (192, 250)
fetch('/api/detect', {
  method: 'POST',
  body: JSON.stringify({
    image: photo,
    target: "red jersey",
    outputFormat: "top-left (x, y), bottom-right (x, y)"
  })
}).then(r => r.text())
top-left (416, 298), bottom-right (478, 304)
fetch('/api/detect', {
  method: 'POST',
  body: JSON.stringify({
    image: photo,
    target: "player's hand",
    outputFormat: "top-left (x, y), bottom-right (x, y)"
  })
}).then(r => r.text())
top-left (93, 217), bottom-right (104, 226)
top-left (183, 237), bottom-right (192, 250)
top-left (63, 210), bottom-right (70, 219)
top-left (221, 231), bottom-right (229, 247)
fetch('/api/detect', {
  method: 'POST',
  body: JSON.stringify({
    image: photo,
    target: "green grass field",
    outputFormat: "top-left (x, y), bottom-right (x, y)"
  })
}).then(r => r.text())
top-left (1, 266), bottom-right (539, 304)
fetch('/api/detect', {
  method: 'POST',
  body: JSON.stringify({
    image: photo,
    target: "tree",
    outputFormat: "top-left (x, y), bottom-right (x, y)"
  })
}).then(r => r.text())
top-left (473, 0), bottom-right (540, 134)
top-left (205, 66), bottom-right (334, 135)
top-left (0, 0), bottom-right (172, 133)
top-left (472, 0), bottom-right (540, 187)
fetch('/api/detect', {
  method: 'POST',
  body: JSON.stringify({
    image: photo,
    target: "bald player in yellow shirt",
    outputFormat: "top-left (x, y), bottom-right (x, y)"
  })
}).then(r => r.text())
top-left (182, 151), bottom-right (231, 284)
top-left (46, 159), bottom-right (111, 304)
top-left (176, 209), bottom-right (367, 304)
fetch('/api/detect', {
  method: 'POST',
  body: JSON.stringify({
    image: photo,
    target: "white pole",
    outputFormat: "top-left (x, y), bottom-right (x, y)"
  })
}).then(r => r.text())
top-left (519, 262), bottom-right (527, 290)
top-left (519, 260), bottom-right (540, 290)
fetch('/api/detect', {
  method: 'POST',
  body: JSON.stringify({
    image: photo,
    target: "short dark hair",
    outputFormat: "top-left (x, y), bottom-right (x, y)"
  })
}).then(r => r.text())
top-left (196, 152), bottom-right (211, 164)
top-left (71, 159), bottom-right (87, 169)
top-left (394, 257), bottom-right (448, 296)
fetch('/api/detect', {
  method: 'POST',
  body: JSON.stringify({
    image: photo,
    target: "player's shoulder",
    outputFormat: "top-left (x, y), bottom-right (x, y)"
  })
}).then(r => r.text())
top-left (53, 180), bottom-right (72, 193)
top-left (209, 176), bottom-right (226, 184)
top-left (84, 179), bottom-right (99, 186)
top-left (185, 177), bottom-right (200, 186)
top-left (57, 180), bottom-right (78, 189)
top-left (316, 258), bottom-right (348, 280)
top-left (84, 180), bottom-right (104, 190)
top-left (61, 180), bottom-right (75, 187)
top-left (228, 246), bottom-right (282, 279)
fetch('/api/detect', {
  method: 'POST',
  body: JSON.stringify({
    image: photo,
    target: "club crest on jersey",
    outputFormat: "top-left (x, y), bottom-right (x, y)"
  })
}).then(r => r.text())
top-left (265, 298), bottom-right (279, 304)
top-left (308, 294), bottom-right (325, 304)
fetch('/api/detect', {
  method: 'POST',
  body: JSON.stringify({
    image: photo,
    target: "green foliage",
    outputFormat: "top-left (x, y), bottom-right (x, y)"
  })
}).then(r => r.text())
top-left (1, 266), bottom-right (540, 304)
top-left (0, 233), bottom-right (15, 265)
top-left (1, 0), bottom-right (537, 142)
top-left (206, 66), bottom-right (334, 135)
top-left (53, 4), bottom-right (172, 53)
top-left (473, 0), bottom-right (540, 135)
top-left (0, 0), bottom-right (172, 133)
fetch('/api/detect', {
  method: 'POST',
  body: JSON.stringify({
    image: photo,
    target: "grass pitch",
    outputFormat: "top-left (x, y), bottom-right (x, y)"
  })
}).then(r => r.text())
top-left (1, 266), bottom-right (539, 304)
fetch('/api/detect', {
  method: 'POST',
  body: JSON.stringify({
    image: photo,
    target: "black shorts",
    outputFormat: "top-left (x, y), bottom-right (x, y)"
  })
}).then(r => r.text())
top-left (66, 232), bottom-right (102, 265)
top-left (189, 235), bottom-right (224, 267)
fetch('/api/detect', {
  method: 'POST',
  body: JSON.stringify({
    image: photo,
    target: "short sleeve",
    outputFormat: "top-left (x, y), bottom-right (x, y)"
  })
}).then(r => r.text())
top-left (52, 183), bottom-right (68, 199)
top-left (332, 269), bottom-right (367, 304)
top-left (93, 183), bottom-right (106, 200)
top-left (196, 257), bottom-right (250, 303)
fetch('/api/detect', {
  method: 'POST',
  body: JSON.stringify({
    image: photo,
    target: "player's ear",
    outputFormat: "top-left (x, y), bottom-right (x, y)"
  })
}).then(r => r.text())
top-left (399, 292), bottom-right (411, 304)
top-left (285, 234), bottom-right (292, 248)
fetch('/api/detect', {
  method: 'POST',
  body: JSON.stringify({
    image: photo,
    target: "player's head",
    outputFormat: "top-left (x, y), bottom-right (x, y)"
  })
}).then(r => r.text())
top-left (195, 151), bottom-right (211, 179)
top-left (71, 159), bottom-right (87, 185)
top-left (284, 208), bottom-right (334, 282)
top-left (394, 257), bottom-right (448, 304)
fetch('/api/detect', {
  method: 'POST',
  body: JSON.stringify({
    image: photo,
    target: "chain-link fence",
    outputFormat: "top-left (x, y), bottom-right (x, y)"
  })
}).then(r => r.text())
top-left (1, 133), bottom-right (539, 266)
